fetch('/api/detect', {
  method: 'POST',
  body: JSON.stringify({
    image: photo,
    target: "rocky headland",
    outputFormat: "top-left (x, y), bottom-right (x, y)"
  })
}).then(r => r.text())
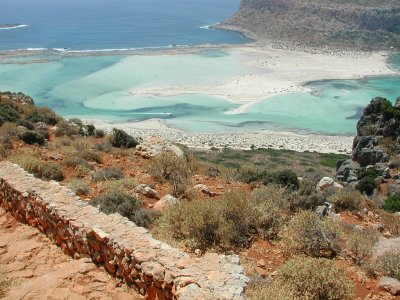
top-left (220, 0), bottom-right (400, 50)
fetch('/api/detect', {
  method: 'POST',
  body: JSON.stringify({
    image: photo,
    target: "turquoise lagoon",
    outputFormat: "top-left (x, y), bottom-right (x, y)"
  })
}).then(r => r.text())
top-left (0, 51), bottom-right (399, 135)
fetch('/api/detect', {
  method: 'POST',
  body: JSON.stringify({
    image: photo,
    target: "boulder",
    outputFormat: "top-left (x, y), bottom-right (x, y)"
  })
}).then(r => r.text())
top-left (135, 184), bottom-right (159, 199)
top-left (336, 159), bottom-right (360, 183)
top-left (388, 184), bottom-right (400, 196)
top-left (352, 136), bottom-right (389, 167)
top-left (316, 177), bottom-right (334, 191)
top-left (135, 136), bottom-right (184, 159)
top-left (193, 184), bottom-right (220, 197)
top-left (373, 237), bottom-right (400, 258)
top-left (378, 277), bottom-right (400, 296)
top-left (153, 194), bottom-right (179, 210)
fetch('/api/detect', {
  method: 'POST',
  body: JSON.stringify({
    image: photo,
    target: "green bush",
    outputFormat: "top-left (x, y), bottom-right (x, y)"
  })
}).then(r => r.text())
top-left (16, 119), bottom-right (34, 130)
top-left (383, 194), bottom-right (400, 212)
top-left (235, 167), bottom-right (299, 190)
top-left (377, 250), bottom-right (400, 280)
top-left (94, 129), bottom-right (105, 138)
top-left (357, 167), bottom-right (380, 180)
top-left (280, 210), bottom-right (341, 258)
top-left (357, 176), bottom-right (376, 196)
top-left (329, 187), bottom-right (366, 212)
top-left (271, 170), bottom-right (299, 190)
top-left (90, 191), bottom-right (152, 227)
top-left (18, 130), bottom-right (46, 145)
top-left (109, 128), bottom-right (139, 148)
top-left (25, 107), bottom-right (59, 125)
top-left (0, 103), bottom-right (20, 123)
top-left (249, 257), bottom-right (354, 300)
top-left (381, 99), bottom-right (400, 119)
top-left (92, 167), bottom-right (124, 181)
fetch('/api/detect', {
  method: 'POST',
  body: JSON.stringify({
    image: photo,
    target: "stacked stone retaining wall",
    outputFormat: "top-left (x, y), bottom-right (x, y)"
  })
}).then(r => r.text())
top-left (0, 161), bottom-right (248, 299)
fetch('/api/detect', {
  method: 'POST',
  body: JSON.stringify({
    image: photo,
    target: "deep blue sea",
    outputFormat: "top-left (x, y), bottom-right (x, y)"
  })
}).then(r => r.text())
top-left (0, 0), bottom-right (245, 51)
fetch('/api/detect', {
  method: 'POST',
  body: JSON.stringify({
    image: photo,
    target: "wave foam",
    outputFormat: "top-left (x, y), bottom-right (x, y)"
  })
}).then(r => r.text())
top-left (0, 24), bottom-right (28, 30)
top-left (200, 22), bottom-right (220, 30)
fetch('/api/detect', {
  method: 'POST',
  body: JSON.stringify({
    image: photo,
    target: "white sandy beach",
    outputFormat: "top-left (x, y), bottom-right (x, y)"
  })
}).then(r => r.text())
top-left (85, 118), bottom-right (354, 154)
top-left (129, 45), bottom-right (394, 114)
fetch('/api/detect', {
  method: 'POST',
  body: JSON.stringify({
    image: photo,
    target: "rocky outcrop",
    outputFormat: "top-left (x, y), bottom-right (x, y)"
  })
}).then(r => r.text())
top-left (135, 136), bottom-right (184, 159)
top-left (337, 97), bottom-right (400, 184)
top-left (222, 0), bottom-right (400, 50)
top-left (352, 97), bottom-right (399, 167)
top-left (0, 91), bottom-right (34, 106)
top-left (0, 161), bottom-right (248, 299)
top-left (336, 159), bottom-right (360, 183)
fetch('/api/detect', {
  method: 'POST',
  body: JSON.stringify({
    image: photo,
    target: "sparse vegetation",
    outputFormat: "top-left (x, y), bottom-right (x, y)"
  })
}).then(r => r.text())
top-left (92, 167), bottom-right (124, 181)
top-left (154, 190), bottom-right (285, 251)
top-left (280, 211), bottom-right (341, 258)
top-left (67, 178), bottom-right (92, 196)
top-left (376, 250), bottom-right (400, 281)
top-left (329, 187), bottom-right (366, 212)
top-left (345, 229), bottom-right (379, 265)
top-left (249, 257), bottom-right (354, 300)
top-left (90, 191), bottom-right (152, 227)
top-left (10, 150), bottom-right (64, 181)
top-left (0, 269), bottom-right (11, 298)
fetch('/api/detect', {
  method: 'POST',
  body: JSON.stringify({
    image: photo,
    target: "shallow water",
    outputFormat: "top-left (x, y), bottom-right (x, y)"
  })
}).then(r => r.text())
top-left (0, 51), bottom-right (399, 135)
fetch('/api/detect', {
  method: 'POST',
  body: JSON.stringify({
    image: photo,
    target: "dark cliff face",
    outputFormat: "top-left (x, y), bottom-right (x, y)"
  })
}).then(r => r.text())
top-left (225, 0), bottom-right (400, 49)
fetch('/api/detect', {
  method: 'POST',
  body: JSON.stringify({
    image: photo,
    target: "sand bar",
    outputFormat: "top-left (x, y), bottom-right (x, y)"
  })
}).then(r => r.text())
top-left (129, 46), bottom-right (395, 114)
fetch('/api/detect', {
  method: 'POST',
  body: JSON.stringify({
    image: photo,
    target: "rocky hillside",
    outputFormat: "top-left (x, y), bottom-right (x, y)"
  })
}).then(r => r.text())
top-left (222, 0), bottom-right (400, 50)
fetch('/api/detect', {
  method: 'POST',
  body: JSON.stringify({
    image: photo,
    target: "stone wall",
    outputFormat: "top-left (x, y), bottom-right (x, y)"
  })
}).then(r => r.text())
top-left (0, 161), bottom-right (248, 299)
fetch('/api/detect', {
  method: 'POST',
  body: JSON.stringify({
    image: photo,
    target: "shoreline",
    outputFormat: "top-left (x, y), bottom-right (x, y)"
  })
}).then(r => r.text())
top-left (84, 118), bottom-right (354, 154)
top-left (1, 30), bottom-right (397, 153)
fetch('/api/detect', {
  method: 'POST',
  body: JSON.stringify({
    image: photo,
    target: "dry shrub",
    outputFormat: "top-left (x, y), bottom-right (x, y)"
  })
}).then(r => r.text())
top-left (154, 191), bottom-right (253, 251)
top-left (329, 187), bottom-right (366, 212)
top-left (280, 211), bottom-right (342, 258)
top-left (92, 167), bottom-right (124, 181)
top-left (81, 149), bottom-right (102, 164)
top-left (90, 191), bottom-right (152, 228)
top-left (67, 178), bottom-right (92, 196)
top-left (149, 151), bottom-right (198, 183)
top-left (377, 250), bottom-right (400, 280)
top-left (75, 165), bottom-right (92, 178)
top-left (97, 177), bottom-right (137, 194)
top-left (252, 185), bottom-right (290, 210)
top-left (249, 257), bottom-right (354, 300)
top-left (149, 151), bottom-right (200, 198)
top-left (345, 229), bottom-right (379, 265)
top-left (10, 149), bottom-right (64, 181)
top-left (380, 211), bottom-right (400, 236)
top-left (154, 190), bottom-right (286, 251)
top-left (0, 269), bottom-right (11, 297)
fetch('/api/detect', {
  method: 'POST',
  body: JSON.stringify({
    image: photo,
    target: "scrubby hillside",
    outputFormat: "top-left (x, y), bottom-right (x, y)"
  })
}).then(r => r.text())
top-left (222, 0), bottom-right (400, 50)
top-left (1, 91), bottom-right (400, 299)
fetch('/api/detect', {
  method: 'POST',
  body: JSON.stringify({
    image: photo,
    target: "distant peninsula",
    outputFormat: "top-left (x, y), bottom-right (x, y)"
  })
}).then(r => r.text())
top-left (220, 0), bottom-right (400, 50)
